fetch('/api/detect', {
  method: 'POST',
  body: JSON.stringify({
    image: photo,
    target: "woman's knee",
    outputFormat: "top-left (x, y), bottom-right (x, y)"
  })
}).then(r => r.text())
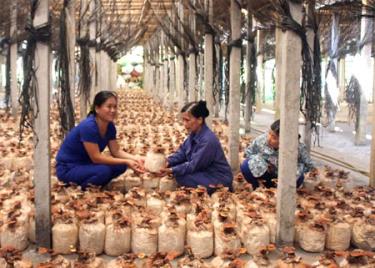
top-left (111, 164), bottom-right (127, 177)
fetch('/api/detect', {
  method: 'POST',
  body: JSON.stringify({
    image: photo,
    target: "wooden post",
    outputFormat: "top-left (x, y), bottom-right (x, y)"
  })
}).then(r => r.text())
top-left (228, 0), bottom-right (241, 171)
top-left (10, 0), bottom-right (18, 116)
top-left (303, 0), bottom-right (316, 154)
top-left (155, 36), bottom-right (161, 100)
top-left (95, 6), bottom-right (101, 92)
top-left (326, 13), bottom-right (340, 132)
top-left (204, 0), bottom-right (214, 126)
top-left (67, 0), bottom-right (76, 106)
top-left (0, 54), bottom-right (4, 93)
top-left (256, 30), bottom-right (264, 112)
top-left (355, 3), bottom-right (372, 145)
top-left (338, 57), bottom-right (346, 102)
top-left (198, 51), bottom-right (204, 100)
top-left (188, 0), bottom-right (197, 102)
top-left (113, 60), bottom-right (117, 91)
top-left (276, 1), bottom-right (302, 246)
top-left (159, 33), bottom-right (163, 100)
top-left (103, 52), bottom-right (109, 91)
top-left (274, 27), bottom-right (282, 119)
top-left (244, 7), bottom-right (254, 133)
top-left (214, 42), bottom-right (221, 117)
top-left (371, 60), bottom-right (375, 186)
top-left (177, 0), bottom-right (185, 107)
top-left (89, 0), bottom-right (96, 100)
top-left (79, 0), bottom-right (89, 120)
top-left (107, 53), bottom-right (111, 91)
top-left (163, 34), bottom-right (169, 105)
top-left (169, 54), bottom-right (176, 109)
top-left (34, 0), bottom-right (52, 248)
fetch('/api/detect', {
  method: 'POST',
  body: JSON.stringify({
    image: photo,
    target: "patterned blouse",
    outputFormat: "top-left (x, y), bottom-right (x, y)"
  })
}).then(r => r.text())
top-left (244, 133), bottom-right (314, 178)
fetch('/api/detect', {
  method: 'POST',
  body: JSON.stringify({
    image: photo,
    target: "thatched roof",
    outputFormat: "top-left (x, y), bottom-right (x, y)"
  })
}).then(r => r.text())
top-left (0, 0), bottom-right (373, 58)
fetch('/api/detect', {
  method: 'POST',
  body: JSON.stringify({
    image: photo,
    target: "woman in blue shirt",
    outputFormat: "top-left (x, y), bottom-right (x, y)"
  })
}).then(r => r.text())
top-left (158, 101), bottom-right (233, 193)
top-left (56, 91), bottom-right (144, 189)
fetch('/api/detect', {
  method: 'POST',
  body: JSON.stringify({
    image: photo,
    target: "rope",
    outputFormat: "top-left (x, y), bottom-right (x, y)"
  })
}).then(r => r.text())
top-left (275, 0), bottom-right (322, 133)
top-left (56, 0), bottom-right (75, 138)
top-left (5, 45), bottom-right (10, 109)
top-left (19, 0), bottom-right (51, 143)
top-left (345, 75), bottom-right (361, 128)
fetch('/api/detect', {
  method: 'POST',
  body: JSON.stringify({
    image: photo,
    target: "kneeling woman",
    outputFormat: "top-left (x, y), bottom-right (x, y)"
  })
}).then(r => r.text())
top-left (56, 91), bottom-right (144, 189)
top-left (159, 101), bottom-right (233, 193)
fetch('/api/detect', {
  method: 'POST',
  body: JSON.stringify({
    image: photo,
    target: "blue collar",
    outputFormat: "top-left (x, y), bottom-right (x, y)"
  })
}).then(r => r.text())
top-left (192, 124), bottom-right (209, 143)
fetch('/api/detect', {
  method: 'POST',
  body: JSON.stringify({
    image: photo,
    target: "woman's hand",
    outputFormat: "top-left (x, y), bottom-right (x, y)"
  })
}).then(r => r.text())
top-left (155, 167), bottom-right (172, 177)
top-left (126, 159), bottom-right (145, 173)
top-left (136, 155), bottom-right (146, 169)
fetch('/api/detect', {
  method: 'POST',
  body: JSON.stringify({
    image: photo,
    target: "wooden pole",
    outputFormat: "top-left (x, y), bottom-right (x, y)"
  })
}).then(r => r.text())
top-left (274, 27), bottom-right (282, 120)
top-left (95, 5), bottom-right (101, 93)
top-left (228, 0), bottom-right (241, 171)
top-left (159, 32), bottom-right (164, 101)
top-left (188, 0), bottom-right (197, 102)
top-left (204, 0), bottom-right (214, 127)
top-left (10, 0), bottom-right (18, 116)
top-left (371, 61), bottom-right (375, 186)
top-left (338, 57), bottom-right (346, 102)
top-left (34, 0), bottom-right (52, 248)
top-left (199, 51), bottom-right (204, 100)
top-left (0, 54), bottom-right (4, 93)
top-left (89, 0), bottom-right (96, 100)
top-left (214, 42), bottom-right (221, 117)
top-left (303, 0), bottom-right (316, 154)
top-left (163, 34), bottom-right (169, 105)
top-left (244, 6), bottom-right (254, 133)
top-left (256, 30), bottom-right (264, 113)
top-left (326, 13), bottom-right (340, 132)
top-left (79, 0), bottom-right (89, 120)
top-left (355, 3), bottom-right (372, 145)
top-left (67, 0), bottom-right (76, 106)
top-left (177, 0), bottom-right (185, 107)
top-left (276, 1), bottom-right (302, 246)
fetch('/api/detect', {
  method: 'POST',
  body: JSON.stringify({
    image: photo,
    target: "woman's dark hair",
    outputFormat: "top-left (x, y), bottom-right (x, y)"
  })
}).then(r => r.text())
top-left (181, 101), bottom-right (210, 120)
top-left (270, 119), bottom-right (280, 136)
top-left (87, 91), bottom-right (118, 116)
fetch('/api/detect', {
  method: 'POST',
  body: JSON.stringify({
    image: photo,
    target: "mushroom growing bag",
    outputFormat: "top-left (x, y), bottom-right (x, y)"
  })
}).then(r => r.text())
top-left (144, 147), bottom-right (167, 173)
top-left (104, 214), bottom-right (131, 256)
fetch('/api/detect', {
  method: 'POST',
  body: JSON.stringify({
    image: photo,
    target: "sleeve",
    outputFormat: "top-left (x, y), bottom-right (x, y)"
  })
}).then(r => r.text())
top-left (244, 138), bottom-right (259, 158)
top-left (107, 122), bottom-right (117, 140)
top-left (298, 143), bottom-right (315, 174)
top-left (245, 136), bottom-right (268, 177)
top-left (167, 140), bottom-right (187, 167)
top-left (79, 121), bottom-right (100, 144)
top-left (171, 139), bottom-right (216, 177)
top-left (248, 155), bottom-right (268, 178)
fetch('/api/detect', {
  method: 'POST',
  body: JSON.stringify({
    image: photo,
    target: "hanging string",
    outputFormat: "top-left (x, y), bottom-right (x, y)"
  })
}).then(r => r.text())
top-left (77, 36), bottom-right (91, 109)
top-left (19, 0), bottom-right (51, 143)
top-left (5, 44), bottom-right (11, 110)
top-left (272, 0), bottom-right (322, 132)
top-left (56, 0), bottom-right (75, 138)
top-left (345, 75), bottom-right (361, 128)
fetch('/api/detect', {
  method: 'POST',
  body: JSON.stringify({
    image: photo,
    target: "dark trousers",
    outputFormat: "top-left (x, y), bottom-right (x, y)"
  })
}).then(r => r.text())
top-left (56, 162), bottom-right (127, 189)
top-left (240, 159), bottom-right (304, 190)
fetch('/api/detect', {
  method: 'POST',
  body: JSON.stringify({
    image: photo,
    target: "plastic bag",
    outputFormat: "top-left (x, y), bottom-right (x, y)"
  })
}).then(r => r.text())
top-left (104, 215), bottom-right (131, 256)
top-left (214, 223), bottom-right (241, 256)
top-left (296, 222), bottom-right (326, 253)
top-left (53, 222), bottom-right (79, 254)
top-left (79, 221), bottom-right (106, 255)
top-left (326, 221), bottom-right (351, 251)
top-left (352, 217), bottom-right (375, 250)
top-left (158, 215), bottom-right (186, 256)
top-left (144, 148), bottom-right (166, 173)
